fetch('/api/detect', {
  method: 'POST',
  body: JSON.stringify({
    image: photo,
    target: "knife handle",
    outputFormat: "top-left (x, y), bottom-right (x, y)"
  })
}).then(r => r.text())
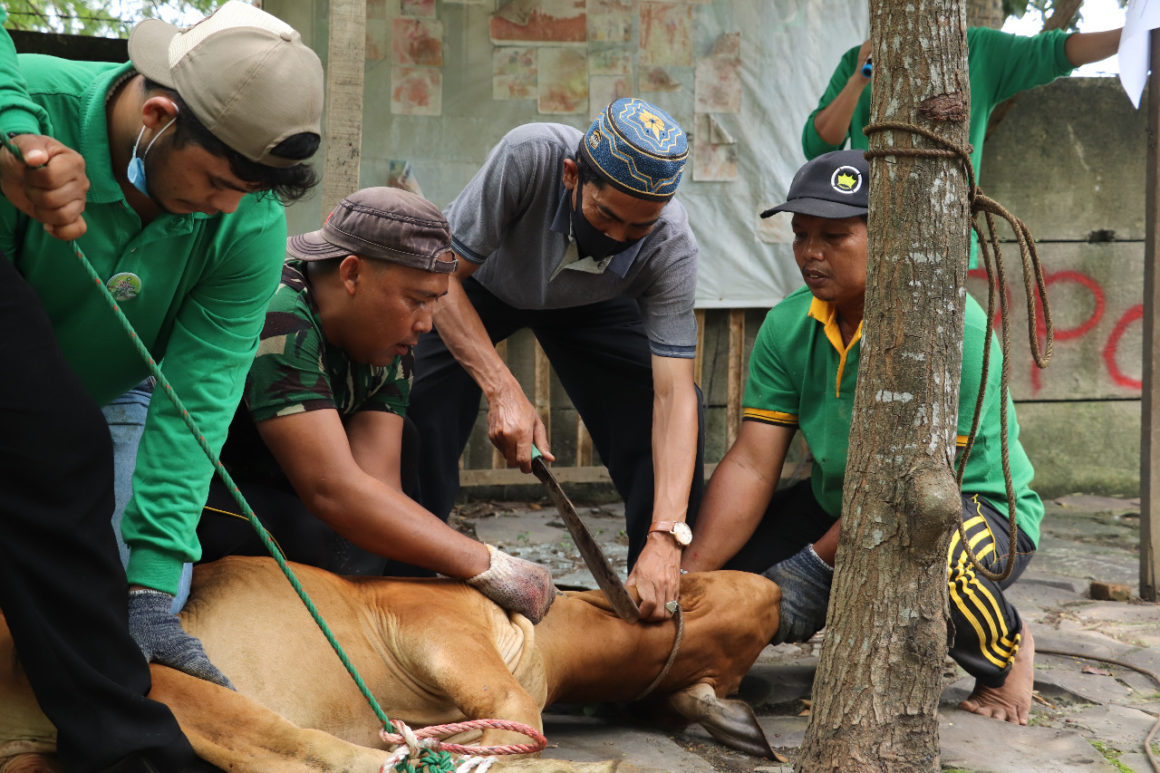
top-left (531, 444), bottom-right (543, 462)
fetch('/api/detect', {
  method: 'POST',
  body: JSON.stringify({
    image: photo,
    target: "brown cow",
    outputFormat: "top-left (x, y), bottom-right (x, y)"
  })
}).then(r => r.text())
top-left (0, 557), bottom-right (781, 772)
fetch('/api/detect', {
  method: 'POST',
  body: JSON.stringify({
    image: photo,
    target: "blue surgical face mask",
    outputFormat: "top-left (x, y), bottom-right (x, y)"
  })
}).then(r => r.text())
top-left (569, 182), bottom-right (641, 260)
top-left (127, 117), bottom-right (176, 197)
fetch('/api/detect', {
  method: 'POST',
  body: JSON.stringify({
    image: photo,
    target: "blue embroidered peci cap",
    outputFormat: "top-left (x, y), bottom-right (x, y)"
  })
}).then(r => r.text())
top-left (580, 98), bottom-right (688, 202)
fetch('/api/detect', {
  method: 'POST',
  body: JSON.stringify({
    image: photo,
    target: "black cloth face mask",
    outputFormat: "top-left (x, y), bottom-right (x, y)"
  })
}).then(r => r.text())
top-left (569, 181), bottom-right (642, 259)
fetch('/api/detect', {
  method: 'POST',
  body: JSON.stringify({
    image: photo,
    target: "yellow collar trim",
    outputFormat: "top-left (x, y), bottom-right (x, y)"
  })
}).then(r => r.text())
top-left (808, 296), bottom-right (862, 398)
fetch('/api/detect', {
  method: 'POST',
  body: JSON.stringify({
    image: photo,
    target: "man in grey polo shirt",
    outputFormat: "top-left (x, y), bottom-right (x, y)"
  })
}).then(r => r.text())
top-left (410, 98), bottom-right (705, 621)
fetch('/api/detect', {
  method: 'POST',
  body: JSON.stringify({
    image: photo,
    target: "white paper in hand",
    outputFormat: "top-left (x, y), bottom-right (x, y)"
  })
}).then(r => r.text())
top-left (1120, 0), bottom-right (1160, 108)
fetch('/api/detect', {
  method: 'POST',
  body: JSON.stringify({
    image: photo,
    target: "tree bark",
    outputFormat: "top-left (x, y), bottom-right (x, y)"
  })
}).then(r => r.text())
top-left (795, 1), bottom-right (972, 771)
top-left (966, 0), bottom-right (1005, 28)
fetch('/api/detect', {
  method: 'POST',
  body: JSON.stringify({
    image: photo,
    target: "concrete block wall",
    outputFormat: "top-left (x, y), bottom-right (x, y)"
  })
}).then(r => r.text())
top-left (977, 77), bottom-right (1145, 496)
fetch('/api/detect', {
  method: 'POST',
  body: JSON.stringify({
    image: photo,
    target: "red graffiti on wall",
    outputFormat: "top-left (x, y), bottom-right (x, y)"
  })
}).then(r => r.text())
top-left (1104, 304), bottom-right (1144, 390)
top-left (967, 268), bottom-right (1141, 393)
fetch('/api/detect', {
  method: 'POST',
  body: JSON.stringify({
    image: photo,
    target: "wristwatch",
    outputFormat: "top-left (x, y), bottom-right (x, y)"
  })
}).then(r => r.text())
top-left (649, 520), bottom-right (692, 547)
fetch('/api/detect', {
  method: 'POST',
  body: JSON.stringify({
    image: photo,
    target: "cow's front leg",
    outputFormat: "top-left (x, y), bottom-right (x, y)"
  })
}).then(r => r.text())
top-left (149, 666), bottom-right (391, 771)
top-left (666, 681), bottom-right (781, 760)
top-left (407, 629), bottom-right (546, 752)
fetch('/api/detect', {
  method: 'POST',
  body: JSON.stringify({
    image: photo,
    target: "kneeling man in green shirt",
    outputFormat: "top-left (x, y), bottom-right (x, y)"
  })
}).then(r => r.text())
top-left (682, 150), bottom-right (1043, 725)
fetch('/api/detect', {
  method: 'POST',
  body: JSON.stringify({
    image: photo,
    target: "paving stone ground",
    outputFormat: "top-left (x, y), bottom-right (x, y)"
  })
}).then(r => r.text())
top-left (451, 492), bottom-right (1160, 772)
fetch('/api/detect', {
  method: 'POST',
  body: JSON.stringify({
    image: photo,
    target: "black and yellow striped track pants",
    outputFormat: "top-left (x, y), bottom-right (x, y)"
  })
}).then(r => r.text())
top-left (947, 493), bottom-right (1036, 687)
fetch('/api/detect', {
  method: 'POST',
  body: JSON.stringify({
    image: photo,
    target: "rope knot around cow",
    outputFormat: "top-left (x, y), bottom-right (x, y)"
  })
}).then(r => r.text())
top-left (380, 717), bottom-right (547, 766)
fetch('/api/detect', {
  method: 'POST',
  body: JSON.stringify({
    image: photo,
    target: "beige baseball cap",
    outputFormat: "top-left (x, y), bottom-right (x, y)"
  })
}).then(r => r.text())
top-left (127, 1), bottom-right (323, 168)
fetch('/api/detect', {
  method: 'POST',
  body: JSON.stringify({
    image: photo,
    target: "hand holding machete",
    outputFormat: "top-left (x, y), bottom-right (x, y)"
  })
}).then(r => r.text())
top-left (531, 446), bottom-right (641, 622)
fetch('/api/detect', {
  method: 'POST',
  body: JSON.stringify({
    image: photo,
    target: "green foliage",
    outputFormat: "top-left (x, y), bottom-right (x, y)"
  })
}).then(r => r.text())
top-left (1004, 0), bottom-right (1128, 30)
top-left (4, 0), bottom-right (223, 38)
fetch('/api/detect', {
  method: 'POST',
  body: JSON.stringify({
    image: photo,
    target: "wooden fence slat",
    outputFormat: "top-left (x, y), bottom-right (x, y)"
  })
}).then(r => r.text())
top-left (693, 308), bottom-right (706, 387)
top-left (490, 340), bottom-right (508, 470)
top-left (576, 417), bottom-right (593, 467)
top-left (461, 465), bottom-right (612, 487)
top-left (726, 309), bottom-right (745, 449)
top-left (533, 339), bottom-right (551, 438)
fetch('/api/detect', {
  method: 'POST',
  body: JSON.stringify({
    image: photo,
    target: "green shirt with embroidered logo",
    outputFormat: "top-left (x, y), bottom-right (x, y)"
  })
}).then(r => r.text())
top-left (0, 56), bottom-right (289, 593)
top-left (742, 286), bottom-right (1044, 546)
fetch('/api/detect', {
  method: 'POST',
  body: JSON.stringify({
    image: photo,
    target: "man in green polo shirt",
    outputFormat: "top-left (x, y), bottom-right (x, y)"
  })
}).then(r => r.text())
top-left (803, 25), bottom-right (1121, 266)
top-left (0, 3), bottom-right (322, 769)
top-left (804, 26), bottom-right (1122, 163)
top-left (683, 150), bottom-right (1043, 726)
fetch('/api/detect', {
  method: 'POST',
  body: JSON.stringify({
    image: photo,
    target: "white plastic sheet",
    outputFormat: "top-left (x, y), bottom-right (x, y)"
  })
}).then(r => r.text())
top-left (286, 0), bottom-right (868, 309)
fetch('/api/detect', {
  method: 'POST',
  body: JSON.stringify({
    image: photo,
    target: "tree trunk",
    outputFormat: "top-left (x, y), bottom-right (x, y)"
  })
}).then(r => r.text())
top-left (965, 0), bottom-right (1004, 28)
top-left (795, 1), bottom-right (972, 771)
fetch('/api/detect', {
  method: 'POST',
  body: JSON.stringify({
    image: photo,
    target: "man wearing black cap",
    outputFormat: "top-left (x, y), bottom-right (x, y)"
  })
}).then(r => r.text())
top-left (410, 98), bottom-right (705, 621)
top-left (0, 2), bottom-right (323, 769)
top-left (684, 150), bottom-right (1043, 725)
top-left (197, 187), bottom-right (555, 623)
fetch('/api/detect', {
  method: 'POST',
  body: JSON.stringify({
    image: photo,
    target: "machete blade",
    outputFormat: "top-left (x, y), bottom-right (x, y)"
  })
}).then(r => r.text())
top-left (531, 455), bottom-right (641, 622)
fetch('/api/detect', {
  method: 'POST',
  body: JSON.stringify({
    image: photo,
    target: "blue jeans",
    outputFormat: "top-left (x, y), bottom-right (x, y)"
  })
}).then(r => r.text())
top-left (101, 379), bottom-right (192, 612)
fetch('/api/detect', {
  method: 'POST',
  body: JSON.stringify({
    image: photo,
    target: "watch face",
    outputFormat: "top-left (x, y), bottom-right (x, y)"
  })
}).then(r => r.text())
top-left (672, 521), bottom-right (693, 546)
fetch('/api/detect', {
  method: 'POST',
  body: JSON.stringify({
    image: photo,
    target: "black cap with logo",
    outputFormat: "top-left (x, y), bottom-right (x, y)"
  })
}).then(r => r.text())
top-left (760, 149), bottom-right (869, 220)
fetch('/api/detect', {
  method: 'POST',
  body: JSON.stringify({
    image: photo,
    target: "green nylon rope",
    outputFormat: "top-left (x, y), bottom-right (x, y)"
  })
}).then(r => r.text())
top-left (396, 750), bottom-right (458, 773)
top-left (0, 133), bottom-right (411, 738)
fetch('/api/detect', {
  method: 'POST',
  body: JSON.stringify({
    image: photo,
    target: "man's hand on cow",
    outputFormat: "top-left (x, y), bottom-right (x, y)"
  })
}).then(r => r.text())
top-left (762, 544), bottom-right (833, 644)
top-left (0, 134), bottom-right (89, 241)
top-left (486, 383), bottom-right (553, 473)
top-left (466, 544), bottom-right (557, 623)
top-left (128, 588), bottom-right (236, 689)
top-left (627, 535), bottom-right (682, 622)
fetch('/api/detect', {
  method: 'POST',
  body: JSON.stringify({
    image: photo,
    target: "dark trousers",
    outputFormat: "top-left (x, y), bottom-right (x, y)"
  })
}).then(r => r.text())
top-left (727, 480), bottom-right (1034, 686)
top-left (0, 257), bottom-right (196, 772)
top-left (199, 417), bottom-right (433, 577)
top-left (410, 278), bottom-right (706, 567)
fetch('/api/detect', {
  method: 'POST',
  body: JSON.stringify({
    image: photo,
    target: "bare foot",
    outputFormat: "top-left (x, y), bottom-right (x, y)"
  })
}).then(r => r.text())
top-left (959, 622), bottom-right (1034, 725)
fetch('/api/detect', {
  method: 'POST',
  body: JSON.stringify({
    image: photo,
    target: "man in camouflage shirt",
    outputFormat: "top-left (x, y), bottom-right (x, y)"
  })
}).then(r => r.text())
top-left (200, 187), bottom-right (556, 623)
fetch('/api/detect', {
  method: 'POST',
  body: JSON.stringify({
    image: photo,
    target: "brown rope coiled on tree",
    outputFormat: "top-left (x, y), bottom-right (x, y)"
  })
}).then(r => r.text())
top-left (863, 121), bottom-right (1053, 584)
